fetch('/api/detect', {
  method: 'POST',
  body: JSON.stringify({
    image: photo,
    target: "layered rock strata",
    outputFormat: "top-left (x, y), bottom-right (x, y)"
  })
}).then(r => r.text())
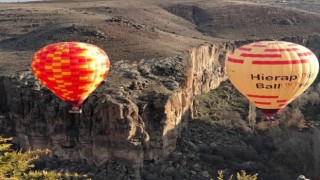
top-left (0, 34), bottom-right (319, 167)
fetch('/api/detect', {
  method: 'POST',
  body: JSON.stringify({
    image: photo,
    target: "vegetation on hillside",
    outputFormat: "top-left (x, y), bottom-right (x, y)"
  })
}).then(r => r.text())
top-left (0, 136), bottom-right (89, 180)
top-left (215, 170), bottom-right (258, 180)
top-left (194, 80), bottom-right (320, 179)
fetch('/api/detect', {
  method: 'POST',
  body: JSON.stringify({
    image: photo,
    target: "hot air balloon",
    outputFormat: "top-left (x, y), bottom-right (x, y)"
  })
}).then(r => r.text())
top-left (32, 42), bottom-right (110, 113)
top-left (226, 41), bottom-right (319, 118)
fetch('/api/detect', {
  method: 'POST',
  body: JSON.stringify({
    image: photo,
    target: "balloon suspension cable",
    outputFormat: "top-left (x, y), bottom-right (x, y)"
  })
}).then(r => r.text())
top-left (69, 106), bottom-right (82, 114)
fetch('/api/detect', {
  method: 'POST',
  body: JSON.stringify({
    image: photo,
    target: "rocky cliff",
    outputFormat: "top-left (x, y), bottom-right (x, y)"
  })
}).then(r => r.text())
top-left (0, 34), bottom-right (319, 168)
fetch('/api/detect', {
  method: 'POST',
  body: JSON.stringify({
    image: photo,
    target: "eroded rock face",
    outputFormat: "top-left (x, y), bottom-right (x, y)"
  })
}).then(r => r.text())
top-left (0, 42), bottom-right (231, 167)
top-left (0, 35), bottom-right (319, 167)
top-left (190, 44), bottom-right (230, 95)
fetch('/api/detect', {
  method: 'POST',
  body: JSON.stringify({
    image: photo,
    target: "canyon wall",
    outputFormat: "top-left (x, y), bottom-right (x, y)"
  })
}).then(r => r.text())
top-left (0, 35), bottom-right (319, 167)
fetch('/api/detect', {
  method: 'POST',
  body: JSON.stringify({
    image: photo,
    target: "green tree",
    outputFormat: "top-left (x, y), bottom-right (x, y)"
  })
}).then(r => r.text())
top-left (236, 170), bottom-right (258, 180)
top-left (0, 136), bottom-right (89, 180)
top-left (215, 170), bottom-right (258, 180)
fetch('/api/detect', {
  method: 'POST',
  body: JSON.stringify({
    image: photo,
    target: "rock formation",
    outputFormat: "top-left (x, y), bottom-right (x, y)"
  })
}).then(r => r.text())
top-left (0, 35), bottom-right (319, 168)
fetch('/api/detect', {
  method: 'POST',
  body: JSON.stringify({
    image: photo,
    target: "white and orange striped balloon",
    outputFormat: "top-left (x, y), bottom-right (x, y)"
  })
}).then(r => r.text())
top-left (226, 41), bottom-right (319, 117)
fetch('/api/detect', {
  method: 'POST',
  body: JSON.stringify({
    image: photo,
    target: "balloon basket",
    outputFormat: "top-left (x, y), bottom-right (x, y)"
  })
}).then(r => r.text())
top-left (264, 116), bottom-right (276, 121)
top-left (263, 116), bottom-right (279, 125)
top-left (69, 107), bottom-right (82, 113)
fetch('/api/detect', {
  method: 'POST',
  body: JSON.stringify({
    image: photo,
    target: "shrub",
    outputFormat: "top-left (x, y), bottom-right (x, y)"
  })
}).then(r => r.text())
top-left (215, 170), bottom-right (258, 180)
top-left (0, 136), bottom-right (89, 180)
top-left (268, 128), bottom-right (320, 178)
top-left (217, 110), bottom-right (252, 134)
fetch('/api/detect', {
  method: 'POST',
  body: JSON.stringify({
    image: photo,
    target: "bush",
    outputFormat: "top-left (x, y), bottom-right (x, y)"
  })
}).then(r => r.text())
top-left (216, 170), bottom-right (258, 180)
top-left (217, 110), bottom-right (252, 134)
top-left (279, 108), bottom-right (307, 129)
top-left (0, 136), bottom-right (89, 180)
top-left (268, 128), bottom-right (320, 179)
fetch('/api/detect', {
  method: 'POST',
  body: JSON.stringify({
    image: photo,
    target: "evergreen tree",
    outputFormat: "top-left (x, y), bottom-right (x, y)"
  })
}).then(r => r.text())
top-left (0, 136), bottom-right (88, 180)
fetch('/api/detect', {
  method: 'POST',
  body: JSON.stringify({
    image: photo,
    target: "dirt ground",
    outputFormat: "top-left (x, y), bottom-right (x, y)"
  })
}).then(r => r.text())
top-left (1, 0), bottom-right (320, 76)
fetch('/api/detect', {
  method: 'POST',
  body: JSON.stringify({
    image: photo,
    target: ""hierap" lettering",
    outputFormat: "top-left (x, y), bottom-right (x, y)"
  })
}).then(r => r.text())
top-left (251, 74), bottom-right (297, 82)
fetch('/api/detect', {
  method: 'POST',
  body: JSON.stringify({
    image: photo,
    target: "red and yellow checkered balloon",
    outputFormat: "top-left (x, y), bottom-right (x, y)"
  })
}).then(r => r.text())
top-left (32, 42), bottom-right (110, 107)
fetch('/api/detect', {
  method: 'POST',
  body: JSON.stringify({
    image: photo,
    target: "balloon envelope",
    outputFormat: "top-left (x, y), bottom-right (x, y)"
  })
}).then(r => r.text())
top-left (226, 41), bottom-right (319, 117)
top-left (32, 42), bottom-right (110, 107)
